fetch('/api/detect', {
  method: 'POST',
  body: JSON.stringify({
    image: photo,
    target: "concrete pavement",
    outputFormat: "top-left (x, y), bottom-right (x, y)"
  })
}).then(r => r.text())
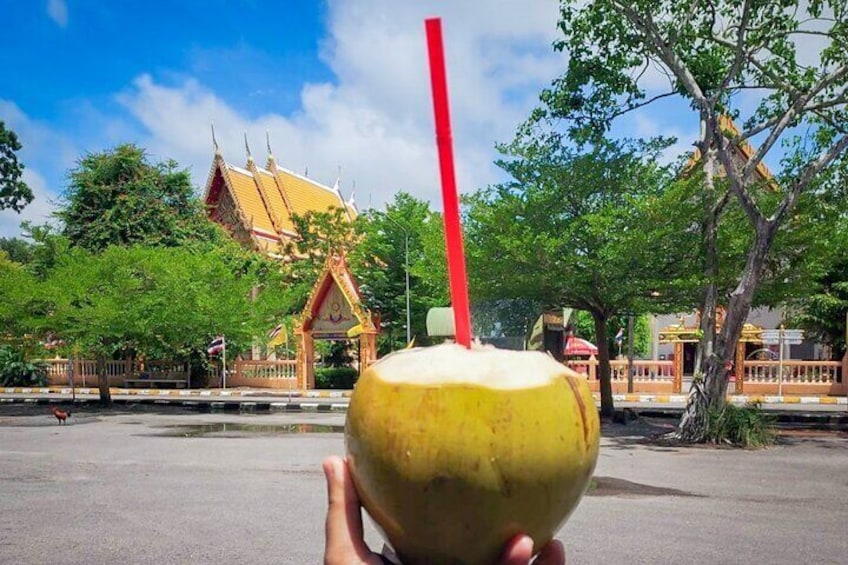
top-left (1, 407), bottom-right (846, 564)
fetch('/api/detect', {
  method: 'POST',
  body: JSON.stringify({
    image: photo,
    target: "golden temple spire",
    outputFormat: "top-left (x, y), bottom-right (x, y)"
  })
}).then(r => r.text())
top-left (347, 180), bottom-right (357, 208)
top-left (332, 165), bottom-right (342, 193)
top-left (211, 123), bottom-right (221, 157)
top-left (244, 133), bottom-right (253, 163)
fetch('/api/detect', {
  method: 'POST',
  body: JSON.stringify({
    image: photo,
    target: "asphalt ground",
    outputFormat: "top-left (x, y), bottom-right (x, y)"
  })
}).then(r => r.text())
top-left (1, 405), bottom-right (846, 564)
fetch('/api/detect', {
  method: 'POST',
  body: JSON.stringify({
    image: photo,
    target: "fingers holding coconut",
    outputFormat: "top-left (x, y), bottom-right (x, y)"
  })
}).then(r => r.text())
top-left (498, 535), bottom-right (534, 565)
top-left (533, 539), bottom-right (566, 565)
top-left (498, 535), bottom-right (565, 565)
top-left (323, 456), bottom-right (383, 565)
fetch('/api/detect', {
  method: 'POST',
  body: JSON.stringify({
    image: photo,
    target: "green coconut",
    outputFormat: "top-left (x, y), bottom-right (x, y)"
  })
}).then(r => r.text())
top-left (345, 343), bottom-right (600, 565)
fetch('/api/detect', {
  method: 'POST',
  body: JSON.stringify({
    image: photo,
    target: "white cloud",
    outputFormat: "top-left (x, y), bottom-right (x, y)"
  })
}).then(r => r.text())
top-left (0, 169), bottom-right (58, 238)
top-left (116, 0), bottom-right (564, 210)
top-left (0, 101), bottom-right (74, 237)
top-left (46, 0), bottom-right (68, 28)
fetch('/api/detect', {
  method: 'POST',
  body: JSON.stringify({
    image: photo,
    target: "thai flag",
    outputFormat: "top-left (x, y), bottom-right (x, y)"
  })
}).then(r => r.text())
top-left (614, 328), bottom-right (624, 344)
top-left (207, 336), bottom-right (225, 355)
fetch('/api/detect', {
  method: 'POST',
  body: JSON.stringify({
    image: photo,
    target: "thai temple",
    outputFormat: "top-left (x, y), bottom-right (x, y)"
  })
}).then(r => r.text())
top-left (202, 135), bottom-right (357, 257)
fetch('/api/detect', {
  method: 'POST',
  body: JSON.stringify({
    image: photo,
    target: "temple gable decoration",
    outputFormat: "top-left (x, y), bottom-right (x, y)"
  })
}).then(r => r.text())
top-left (295, 254), bottom-right (378, 388)
top-left (202, 137), bottom-right (358, 258)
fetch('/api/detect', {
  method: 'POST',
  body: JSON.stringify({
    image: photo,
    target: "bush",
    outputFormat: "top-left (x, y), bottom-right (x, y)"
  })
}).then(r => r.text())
top-left (315, 367), bottom-right (358, 389)
top-left (0, 346), bottom-right (48, 387)
top-left (706, 402), bottom-right (775, 448)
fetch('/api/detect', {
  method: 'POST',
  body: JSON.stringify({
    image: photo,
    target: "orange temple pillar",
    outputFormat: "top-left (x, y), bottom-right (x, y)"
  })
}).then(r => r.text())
top-left (734, 342), bottom-right (746, 394)
top-left (673, 342), bottom-right (683, 393)
top-left (296, 332), bottom-right (315, 390)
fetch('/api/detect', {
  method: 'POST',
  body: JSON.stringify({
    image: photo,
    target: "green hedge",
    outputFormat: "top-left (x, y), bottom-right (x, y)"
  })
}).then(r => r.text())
top-left (0, 346), bottom-right (48, 387)
top-left (315, 367), bottom-right (358, 389)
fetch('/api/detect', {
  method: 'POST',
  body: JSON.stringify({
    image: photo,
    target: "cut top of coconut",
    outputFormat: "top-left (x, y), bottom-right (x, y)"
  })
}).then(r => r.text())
top-left (368, 343), bottom-right (579, 390)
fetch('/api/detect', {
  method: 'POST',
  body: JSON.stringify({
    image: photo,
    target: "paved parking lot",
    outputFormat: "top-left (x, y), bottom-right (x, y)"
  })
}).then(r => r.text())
top-left (1, 404), bottom-right (846, 564)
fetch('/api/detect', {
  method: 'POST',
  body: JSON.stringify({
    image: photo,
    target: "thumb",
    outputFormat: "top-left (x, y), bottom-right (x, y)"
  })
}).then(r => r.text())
top-left (323, 456), bottom-right (370, 562)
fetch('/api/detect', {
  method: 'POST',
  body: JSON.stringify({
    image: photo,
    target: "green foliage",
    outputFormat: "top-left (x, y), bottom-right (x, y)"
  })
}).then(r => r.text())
top-left (281, 207), bottom-right (358, 312)
top-left (35, 244), bottom-right (292, 362)
top-left (0, 237), bottom-right (34, 264)
top-left (350, 193), bottom-right (449, 354)
top-left (790, 257), bottom-right (848, 358)
top-left (56, 144), bottom-right (221, 251)
top-left (545, 0), bottom-right (848, 430)
top-left (706, 402), bottom-right (775, 448)
top-left (315, 366), bottom-right (358, 389)
top-left (0, 121), bottom-right (32, 212)
top-left (0, 255), bottom-right (43, 340)
top-left (472, 298), bottom-right (541, 340)
top-left (18, 222), bottom-right (71, 279)
top-left (0, 346), bottom-right (47, 387)
top-left (570, 311), bottom-right (650, 358)
top-left (466, 138), bottom-right (687, 321)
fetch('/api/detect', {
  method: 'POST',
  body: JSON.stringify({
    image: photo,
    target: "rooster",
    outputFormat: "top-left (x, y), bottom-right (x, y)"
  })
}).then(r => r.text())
top-left (50, 406), bottom-right (71, 425)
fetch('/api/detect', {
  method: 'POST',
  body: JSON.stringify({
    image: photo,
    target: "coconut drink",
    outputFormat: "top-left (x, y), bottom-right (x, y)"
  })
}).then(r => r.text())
top-left (345, 343), bottom-right (600, 565)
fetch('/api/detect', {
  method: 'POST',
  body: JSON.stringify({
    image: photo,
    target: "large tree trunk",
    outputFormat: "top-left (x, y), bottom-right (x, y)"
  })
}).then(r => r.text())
top-left (591, 311), bottom-right (615, 420)
top-left (695, 211), bottom-right (719, 376)
top-left (679, 222), bottom-right (776, 441)
top-left (694, 123), bottom-right (721, 376)
top-left (97, 355), bottom-right (111, 406)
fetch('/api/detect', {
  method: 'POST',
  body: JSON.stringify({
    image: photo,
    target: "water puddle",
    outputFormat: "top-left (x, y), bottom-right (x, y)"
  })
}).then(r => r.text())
top-left (150, 422), bottom-right (344, 438)
top-left (588, 476), bottom-right (701, 497)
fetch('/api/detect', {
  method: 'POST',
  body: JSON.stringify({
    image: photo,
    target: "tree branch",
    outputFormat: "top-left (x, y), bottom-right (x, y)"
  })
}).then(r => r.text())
top-left (712, 127), bottom-right (764, 226)
top-left (711, 35), bottom-right (798, 95)
top-left (769, 134), bottom-right (848, 225)
top-left (610, 0), bottom-right (708, 107)
top-left (717, 0), bottom-right (754, 96)
top-left (669, 0), bottom-right (701, 45)
top-left (739, 93), bottom-right (848, 141)
top-left (610, 91), bottom-right (678, 120)
top-left (743, 64), bottom-right (848, 182)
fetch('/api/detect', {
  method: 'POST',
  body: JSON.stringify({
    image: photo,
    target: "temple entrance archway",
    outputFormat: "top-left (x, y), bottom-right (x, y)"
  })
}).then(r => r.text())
top-left (295, 254), bottom-right (378, 389)
top-left (659, 315), bottom-right (763, 393)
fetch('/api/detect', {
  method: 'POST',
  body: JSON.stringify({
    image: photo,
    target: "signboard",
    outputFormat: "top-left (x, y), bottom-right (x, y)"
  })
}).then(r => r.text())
top-left (761, 329), bottom-right (804, 345)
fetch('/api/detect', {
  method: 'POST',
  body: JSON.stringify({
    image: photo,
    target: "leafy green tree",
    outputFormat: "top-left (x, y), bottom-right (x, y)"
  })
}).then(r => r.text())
top-left (350, 193), bottom-right (449, 354)
top-left (543, 0), bottom-right (848, 440)
top-left (56, 144), bottom-right (220, 251)
top-left (18, 222), bottom-right (71, 279)
top-left (281, 207), bottom-right (358, 312)
top-left (0, 237), bottom-right (33, 264)
top-left (790, 205), bottom-right (848, 358)
top-left (570, 311), bottom-right (650, 359)
top-left (0, 121), bottom-right (32, 212)
top-left (0, 255), bottom-right (44, 345)
top-left (792, 257), bottom-right (848, 358)
top-left (37, 245), bottom-right (291, 403)
top-left (466, 138), bottom-right (688, 418)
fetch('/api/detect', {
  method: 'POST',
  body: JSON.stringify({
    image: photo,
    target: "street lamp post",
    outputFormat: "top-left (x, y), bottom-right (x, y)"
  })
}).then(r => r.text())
top-left (627, 313), bottom-right (635, 393)
top-left (384, 211), bottom-right (411, 344)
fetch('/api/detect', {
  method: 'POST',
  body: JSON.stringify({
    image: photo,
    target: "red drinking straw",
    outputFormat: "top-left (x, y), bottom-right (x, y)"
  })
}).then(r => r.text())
top-left (425, 17), bottom-right (472, 348)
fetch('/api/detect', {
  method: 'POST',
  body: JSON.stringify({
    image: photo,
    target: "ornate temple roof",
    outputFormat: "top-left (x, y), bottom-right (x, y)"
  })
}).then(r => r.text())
top-left (684, 115), bottom-right (777, 187)
top-left (203, 144), bottom-right (358, 254)
top-left (296, 253), bottom-right (377, 338)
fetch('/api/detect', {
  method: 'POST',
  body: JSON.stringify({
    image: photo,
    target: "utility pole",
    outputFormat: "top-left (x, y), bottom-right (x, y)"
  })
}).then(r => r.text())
top-left (627, 313), bottom-right (635, 393)
top-left (384, 210), bottom-right (411, 344)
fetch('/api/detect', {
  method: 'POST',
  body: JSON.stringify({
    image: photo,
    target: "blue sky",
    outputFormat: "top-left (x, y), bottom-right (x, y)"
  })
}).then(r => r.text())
top-left (1, 0), bottom-right (702, 239)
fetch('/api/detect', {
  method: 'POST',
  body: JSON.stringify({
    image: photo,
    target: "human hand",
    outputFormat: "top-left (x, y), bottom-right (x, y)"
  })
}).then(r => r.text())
top-left (322, 455), bottom-right (566, 565)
